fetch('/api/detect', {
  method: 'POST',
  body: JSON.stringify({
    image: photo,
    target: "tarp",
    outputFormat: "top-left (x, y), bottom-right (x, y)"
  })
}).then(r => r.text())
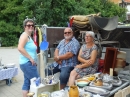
top-left (70, 14), bottom-right (118, 31)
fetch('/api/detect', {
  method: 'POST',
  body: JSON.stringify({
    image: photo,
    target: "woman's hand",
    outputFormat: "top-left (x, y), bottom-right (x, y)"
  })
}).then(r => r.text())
top-left (85, 59), bottom-right (93, 65)
top-left (29, 58), bottom-right (36, 65)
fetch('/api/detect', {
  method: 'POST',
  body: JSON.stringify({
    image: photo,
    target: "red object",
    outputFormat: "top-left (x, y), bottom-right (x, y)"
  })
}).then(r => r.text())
top-left (33, 29), bottom-right (38, 46)
top-left (98, 59), bottom-right (104, 72)
top-left (99, 59), bottom-right (104, 66)
top-left (69, 17), bottom-right (74, 27)
top-left (33, 29), bottom-right (39, 53)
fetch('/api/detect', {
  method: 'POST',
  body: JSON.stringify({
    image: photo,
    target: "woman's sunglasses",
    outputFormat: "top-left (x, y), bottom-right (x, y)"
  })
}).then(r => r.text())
top-left (25, 24), bottom-right (34, 27)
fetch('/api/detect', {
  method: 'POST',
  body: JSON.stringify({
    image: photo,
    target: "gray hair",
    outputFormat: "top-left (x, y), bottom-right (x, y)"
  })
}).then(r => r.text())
top-left (85, 31), bottom-right (95, 38)
top-left (65, 27), bottom-right (73, 32)
top-left (23, 19), bottom-right (35, 27)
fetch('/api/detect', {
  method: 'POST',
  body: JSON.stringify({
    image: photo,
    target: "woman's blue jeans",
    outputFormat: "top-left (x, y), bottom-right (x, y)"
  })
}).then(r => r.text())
top-left (20, 61), bottom-right (39, 90)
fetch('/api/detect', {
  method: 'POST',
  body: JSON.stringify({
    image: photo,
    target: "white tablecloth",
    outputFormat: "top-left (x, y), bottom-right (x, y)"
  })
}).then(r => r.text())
top-left (0, 67), bottom-right (18, 80)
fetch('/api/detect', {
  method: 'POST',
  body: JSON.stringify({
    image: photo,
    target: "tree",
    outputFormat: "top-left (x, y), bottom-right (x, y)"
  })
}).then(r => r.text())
top-left (22, 0), bottom-right (78, 26)
top-left (22, 0), bottom-right (126, 26)
top-left (0, 0), bottom-right (33, 46)
top-left (0, 0), bottom-right (126, 46)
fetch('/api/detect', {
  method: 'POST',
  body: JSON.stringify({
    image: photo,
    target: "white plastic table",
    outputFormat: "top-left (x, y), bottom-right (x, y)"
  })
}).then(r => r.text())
top-left (0, 67), bottom-right (18, 85)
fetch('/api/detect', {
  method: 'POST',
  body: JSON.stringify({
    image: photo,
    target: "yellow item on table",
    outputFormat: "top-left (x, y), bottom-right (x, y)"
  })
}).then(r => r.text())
top-left (87, 76), bottom-right (95, 81)
top-left (69, 85), bottom-right (79, 97)
top-left (83, 75), bottom-right (96, 81)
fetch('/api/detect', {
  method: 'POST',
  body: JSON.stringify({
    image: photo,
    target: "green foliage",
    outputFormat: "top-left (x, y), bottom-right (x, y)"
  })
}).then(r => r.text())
top-left (100, 0), bottom-right (126, 21)
top-left (84, 0), bottom-right (126, 21)
top-left (22, 0), bottom-right (126, 26)
top-left (22, 0), bottom-right (77, 26)
top-left (0, 0), bottom-right (127, 46)
top-left (0, 20), bottom-right (19, 46)
top-left (0, 0), bottom-right (28, 47)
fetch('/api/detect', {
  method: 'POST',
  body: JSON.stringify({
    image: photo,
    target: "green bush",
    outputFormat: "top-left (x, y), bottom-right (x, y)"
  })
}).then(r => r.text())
top-left (1, 35), bottom-right (18, 47)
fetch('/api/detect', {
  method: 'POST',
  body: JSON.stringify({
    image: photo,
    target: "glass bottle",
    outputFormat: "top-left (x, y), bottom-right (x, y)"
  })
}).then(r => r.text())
top-left (48, 48), bottom-right (51, 58)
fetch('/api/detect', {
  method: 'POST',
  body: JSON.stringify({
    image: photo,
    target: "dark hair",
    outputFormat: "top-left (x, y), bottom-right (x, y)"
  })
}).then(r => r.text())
top-left (23, 19), bottom-right (35, 27)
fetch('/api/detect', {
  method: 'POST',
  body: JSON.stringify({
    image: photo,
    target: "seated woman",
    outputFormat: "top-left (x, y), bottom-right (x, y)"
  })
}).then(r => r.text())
top-left (68, 31), bottom-right (99, 86)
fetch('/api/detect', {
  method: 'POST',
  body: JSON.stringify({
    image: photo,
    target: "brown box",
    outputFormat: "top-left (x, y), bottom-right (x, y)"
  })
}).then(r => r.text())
top-left (103, 47), bottom-right (118, 75)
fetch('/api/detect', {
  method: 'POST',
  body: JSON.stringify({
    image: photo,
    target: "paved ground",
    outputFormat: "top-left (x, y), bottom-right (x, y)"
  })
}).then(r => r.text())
top-left (0, 48), bottom-right (129, 97)
top-left (0, 48), bottom-right (23, 97)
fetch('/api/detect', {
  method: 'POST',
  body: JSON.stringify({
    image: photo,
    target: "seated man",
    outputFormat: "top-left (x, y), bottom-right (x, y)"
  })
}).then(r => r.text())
top-left (68, 31), bottom-right (99, 86)
top-left (45, 27), bottom-right (80, 89)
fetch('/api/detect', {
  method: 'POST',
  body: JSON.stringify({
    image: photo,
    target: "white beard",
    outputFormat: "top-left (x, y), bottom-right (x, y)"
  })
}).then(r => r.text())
top-left (64, 35), bottom-right (72, 40)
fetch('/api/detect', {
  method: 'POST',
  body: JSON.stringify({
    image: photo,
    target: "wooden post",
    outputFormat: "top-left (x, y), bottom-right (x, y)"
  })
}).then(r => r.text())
top-left (39, 50), bottom-right (45, 80)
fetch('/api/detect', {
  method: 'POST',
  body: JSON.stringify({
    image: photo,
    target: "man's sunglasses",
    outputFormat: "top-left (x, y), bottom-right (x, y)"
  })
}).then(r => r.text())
top-left (26, 24), bottom-right (35, 27)
top-left (64, 32), bottom-right (71, 34)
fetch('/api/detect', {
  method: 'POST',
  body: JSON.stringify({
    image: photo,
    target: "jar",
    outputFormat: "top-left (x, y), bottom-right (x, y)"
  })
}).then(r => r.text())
top-left (69, 85), bottom-right (79, 97)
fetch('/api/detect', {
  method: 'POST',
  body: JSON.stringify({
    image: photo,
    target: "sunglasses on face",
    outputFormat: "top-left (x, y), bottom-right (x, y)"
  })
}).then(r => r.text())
top-left (25, 24), bottom-right (34, 28)
top-left (64, 32), bottom-right (71, 34)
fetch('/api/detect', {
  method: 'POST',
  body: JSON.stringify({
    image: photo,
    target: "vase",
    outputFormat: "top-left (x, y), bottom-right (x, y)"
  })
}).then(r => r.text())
top-left (69, 85), bottom-right (79, 97)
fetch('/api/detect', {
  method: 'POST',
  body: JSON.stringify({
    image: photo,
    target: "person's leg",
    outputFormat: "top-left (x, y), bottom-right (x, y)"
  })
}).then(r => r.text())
top-left (84, 66), bottom-right (98, 75)
top-left (60, 66), bottom-right (74, 89)
top-left (20, 61), bottom-right (39, 97)
top-left (68, 69), bottom-right (78, 86)
top-left (22, 90), bottom-right (29, 97)
top-left (22, 75), bottom-right (29, 97)
top-left (68, 67), bottom-right (84, 86)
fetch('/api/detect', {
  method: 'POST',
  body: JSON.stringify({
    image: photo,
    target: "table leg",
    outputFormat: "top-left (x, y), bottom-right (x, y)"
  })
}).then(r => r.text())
top-left (6, 78), bottom-right (12, 86)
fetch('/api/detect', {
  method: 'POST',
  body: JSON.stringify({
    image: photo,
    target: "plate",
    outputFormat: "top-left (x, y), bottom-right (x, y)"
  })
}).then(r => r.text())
top-left (84, 86), bottom-right (110, 96)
